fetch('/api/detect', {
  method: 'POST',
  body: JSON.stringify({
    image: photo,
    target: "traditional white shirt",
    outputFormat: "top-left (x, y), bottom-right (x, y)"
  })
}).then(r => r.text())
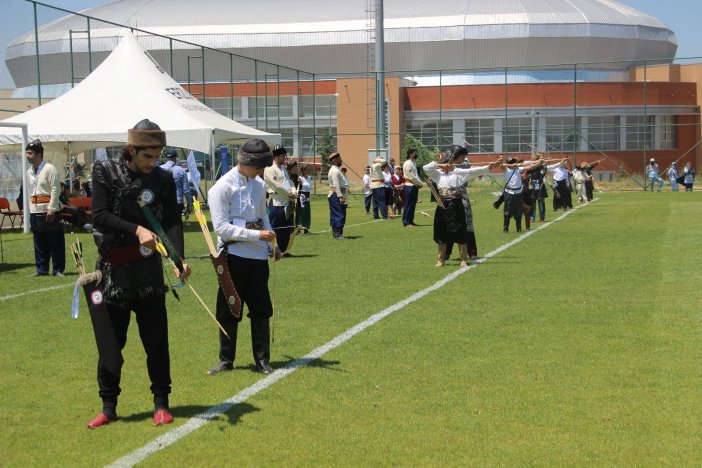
top-left (263, 162), bottom-right (294, 206)
top-left (668, 166), bottom-right (678, 179)
top-left (402, 159), bottom-right (424, 187)
top-left (362, 174), bottom-right (372, 196)
top-left (547, 162), bottom-right (570, 182)
top-left (383, 171), bottom-right (392, 188)
top-left (27, 160), bottom-right (61, 214)
top-left (300, 175), bottom-right (311, 192)
top-left (327, 165), bottom-right (346, 198)
top-left (423, 161), bottom-right (491, 188)
top-left (208, 167), bottom-right (273, 260)
top-left (502, 167), bottom-right (527, 194)
top-left (369, 158), bottom-right (385, 189)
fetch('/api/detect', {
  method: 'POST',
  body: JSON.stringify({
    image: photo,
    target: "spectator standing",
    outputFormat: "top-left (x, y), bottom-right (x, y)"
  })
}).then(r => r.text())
top-left (362, 166), bottom-right (372, 215)
top-left (161, 150), bottom-right (193, 218)
top-left (402, 149), bottom-right (424, 227)
top-left (668, 162), bottom-right (680, 192)
top-left (298, 164), bottom-right (312, 233)
top-left (683, 162), bottom-right (695, 191)
top-left (646, 158), bottom-right (664, 192)
top-left (26, 139), bottom-right (65, 277)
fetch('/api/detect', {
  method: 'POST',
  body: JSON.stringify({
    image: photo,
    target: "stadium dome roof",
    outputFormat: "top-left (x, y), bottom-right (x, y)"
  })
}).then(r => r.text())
top-left (6, 0), bottom-right (677, 89)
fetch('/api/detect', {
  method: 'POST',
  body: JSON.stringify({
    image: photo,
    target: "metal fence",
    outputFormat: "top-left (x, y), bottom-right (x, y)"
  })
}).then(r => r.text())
top-left (2, 1), bottom-right (701, 192)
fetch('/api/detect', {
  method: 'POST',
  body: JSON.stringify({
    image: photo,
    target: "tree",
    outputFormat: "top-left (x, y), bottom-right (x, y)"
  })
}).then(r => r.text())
top-left (316, 130), bottom-right (335, 174)
top-left (402, 134), bottom-right (441, 174)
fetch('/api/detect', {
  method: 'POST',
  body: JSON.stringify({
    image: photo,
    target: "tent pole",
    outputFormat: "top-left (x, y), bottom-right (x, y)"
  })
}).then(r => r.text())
top-left (209, 131), bottom-right (215, 193)
top-left (67, 142), bottom-right (72, 193)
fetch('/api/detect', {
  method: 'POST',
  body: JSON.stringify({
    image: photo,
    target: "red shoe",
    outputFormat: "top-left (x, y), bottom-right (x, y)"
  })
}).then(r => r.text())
top-left (87, 411), bottom-right (118, 429)
top-left (153, 408), bottom-right (174, 426)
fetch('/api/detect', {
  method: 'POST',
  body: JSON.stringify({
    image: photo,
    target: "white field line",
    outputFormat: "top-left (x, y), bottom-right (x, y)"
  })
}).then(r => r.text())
top-left (310, 218), bottom-right (384, 234)
top-left (0, 283), bottom-right (72, 302)
top-left (105, 200), bottom-right (596, 468)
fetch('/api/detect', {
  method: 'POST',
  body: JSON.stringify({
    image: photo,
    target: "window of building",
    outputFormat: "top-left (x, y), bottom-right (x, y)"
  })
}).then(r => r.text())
top-left (299, 127), bottom-right (337, 157)
top-left (545, 117), bottom-right (578, 152)
top-left (204, 97), bottom-right (242, 119)
top-left (503, 118), bottom-right (533, 153)
top-left (626, 115), bottom-right (654, 150)
top-left (465, 119), bottom-right (495, 153)
top-left (299, 95), bottom-right (337, 119)
top-left (265, 128), bottom-right (295, 154)
top-left (405, 120), bottom-right (452, 149)
top-left (587, 116), bottom-right (619, 151)
top-left (659, 115), bottom-right (677, 150)
top-left (247, 96), bottom-right (294, 120)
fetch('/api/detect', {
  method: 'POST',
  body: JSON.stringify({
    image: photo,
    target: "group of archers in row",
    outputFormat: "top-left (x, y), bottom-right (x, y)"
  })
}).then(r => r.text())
top-left (322, 145), bottom-right (601, 269)
top-left (35, 117), bottom-right (605, 429)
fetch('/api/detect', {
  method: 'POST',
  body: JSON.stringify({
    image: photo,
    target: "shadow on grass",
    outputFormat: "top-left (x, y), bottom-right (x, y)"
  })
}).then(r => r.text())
top-left (231, 355), bottom-right (343, 373)
top-left (120, 403), bottom-right (260, 425)
top-left (0, 262), bottom-right (34, 272)
top-left (281, 254), bottom-right (319, 259)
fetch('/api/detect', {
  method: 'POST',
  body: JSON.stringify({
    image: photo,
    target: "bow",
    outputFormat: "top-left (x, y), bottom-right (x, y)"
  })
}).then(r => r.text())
top-left (138, 199), bottom-right (230, 338)
top-left (192, 200), bottom-right (242, 319)
top-left (153, 241), bottom-right (230, 339)
top-left (271, 238), bottom-right (278, 343)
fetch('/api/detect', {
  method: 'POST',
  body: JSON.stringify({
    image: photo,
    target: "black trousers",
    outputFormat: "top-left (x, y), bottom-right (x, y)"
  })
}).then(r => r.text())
top-left (268, 202), bottom-right (292, 252)
top-left (215, 254), bottom-right (273, 364)
top-left (87, 287), bottom-right (171, 409)
top-left (29, 213), bottom-right (65, 275)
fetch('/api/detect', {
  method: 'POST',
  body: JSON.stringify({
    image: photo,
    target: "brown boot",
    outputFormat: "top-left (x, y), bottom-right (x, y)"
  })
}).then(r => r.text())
top-left (458, 244), bottom-right (469, 267)
top-left (435, 244), bottom-right (447, 267)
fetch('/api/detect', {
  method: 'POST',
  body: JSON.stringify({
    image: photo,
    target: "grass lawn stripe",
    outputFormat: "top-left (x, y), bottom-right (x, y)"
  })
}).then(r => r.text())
top-left (106, 200), bottom-right (595, 468)
top-left (0, 283), bottom-right (72, 302)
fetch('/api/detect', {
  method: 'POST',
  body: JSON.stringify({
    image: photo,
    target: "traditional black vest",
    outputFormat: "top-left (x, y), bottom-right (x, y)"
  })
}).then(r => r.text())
top-left (92, 159), bottom-right (172, 305)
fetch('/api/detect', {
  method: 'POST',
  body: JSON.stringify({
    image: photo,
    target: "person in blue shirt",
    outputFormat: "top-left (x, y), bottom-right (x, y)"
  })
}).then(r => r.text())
top-left (161, 149), bottom-right (193, 218)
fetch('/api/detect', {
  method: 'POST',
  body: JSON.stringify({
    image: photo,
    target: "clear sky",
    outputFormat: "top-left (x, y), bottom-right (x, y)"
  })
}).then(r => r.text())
top-left (0, 0), bottom-right (700, 89)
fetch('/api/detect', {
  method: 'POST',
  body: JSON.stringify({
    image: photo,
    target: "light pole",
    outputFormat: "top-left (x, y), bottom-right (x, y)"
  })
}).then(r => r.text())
top-left (530, 110), bottom-right (540, 155)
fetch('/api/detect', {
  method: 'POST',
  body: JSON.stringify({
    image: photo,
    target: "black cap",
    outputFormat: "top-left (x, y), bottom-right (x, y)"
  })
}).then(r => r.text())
top-left (26, 139), bottom-right (44, 154)
top-left (505, 157), bottom-right (523, 164)
top-left (272, 144), bottom-right (287, 156)
top-left (164, 149), bottom-right (178, 158)
top-left (238, 139), bottom-right (274, 167)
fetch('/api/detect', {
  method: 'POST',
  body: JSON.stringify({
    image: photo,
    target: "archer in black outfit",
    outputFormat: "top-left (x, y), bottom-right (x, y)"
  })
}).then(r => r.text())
top-left (85, 119), bottom-right (191, 428)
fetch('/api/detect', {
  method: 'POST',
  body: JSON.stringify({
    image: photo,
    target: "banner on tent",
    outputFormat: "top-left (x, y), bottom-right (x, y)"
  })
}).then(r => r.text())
top-left (220, 146), bottom-right (230, 175)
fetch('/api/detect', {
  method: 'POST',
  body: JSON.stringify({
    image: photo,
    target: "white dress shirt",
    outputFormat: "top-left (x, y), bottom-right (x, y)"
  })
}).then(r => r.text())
top-left (547, 162), bottom-right (569, 182)
top-left (208, 167), bottom-right (273, 260)
top-left (423, 161), bottom-right (491, 188)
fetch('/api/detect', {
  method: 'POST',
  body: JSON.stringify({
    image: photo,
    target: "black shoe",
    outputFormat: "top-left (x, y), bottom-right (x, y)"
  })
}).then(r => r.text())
top-left (503, 227), bottom-right (508, 233)
top-left (255, 359), bottom-right (273, 374)
top-left (207, 361), bottom-right (233, 375)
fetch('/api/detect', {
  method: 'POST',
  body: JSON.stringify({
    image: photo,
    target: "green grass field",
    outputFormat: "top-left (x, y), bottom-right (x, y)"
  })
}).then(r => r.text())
top-left (1, 190), bottom-right (700, 466)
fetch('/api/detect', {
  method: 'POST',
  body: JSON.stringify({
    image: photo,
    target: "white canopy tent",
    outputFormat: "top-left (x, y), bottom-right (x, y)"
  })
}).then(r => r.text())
top-left (0, 30), bottom-right (280, 154)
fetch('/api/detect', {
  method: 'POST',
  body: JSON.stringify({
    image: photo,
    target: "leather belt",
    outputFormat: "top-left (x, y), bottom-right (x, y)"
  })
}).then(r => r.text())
top-left (222, 220), bottom-right (264, 247)
top-left (31, 195), bottom-right (51, 204)
top-left (371, 179), bottom-right (384, 182)
top-left (101, 244), bottom-right (157, 265)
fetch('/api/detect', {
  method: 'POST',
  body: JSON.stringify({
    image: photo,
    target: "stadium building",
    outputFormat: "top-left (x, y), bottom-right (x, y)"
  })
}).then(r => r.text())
top-left (4, 0), bottom-right (701, 178)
